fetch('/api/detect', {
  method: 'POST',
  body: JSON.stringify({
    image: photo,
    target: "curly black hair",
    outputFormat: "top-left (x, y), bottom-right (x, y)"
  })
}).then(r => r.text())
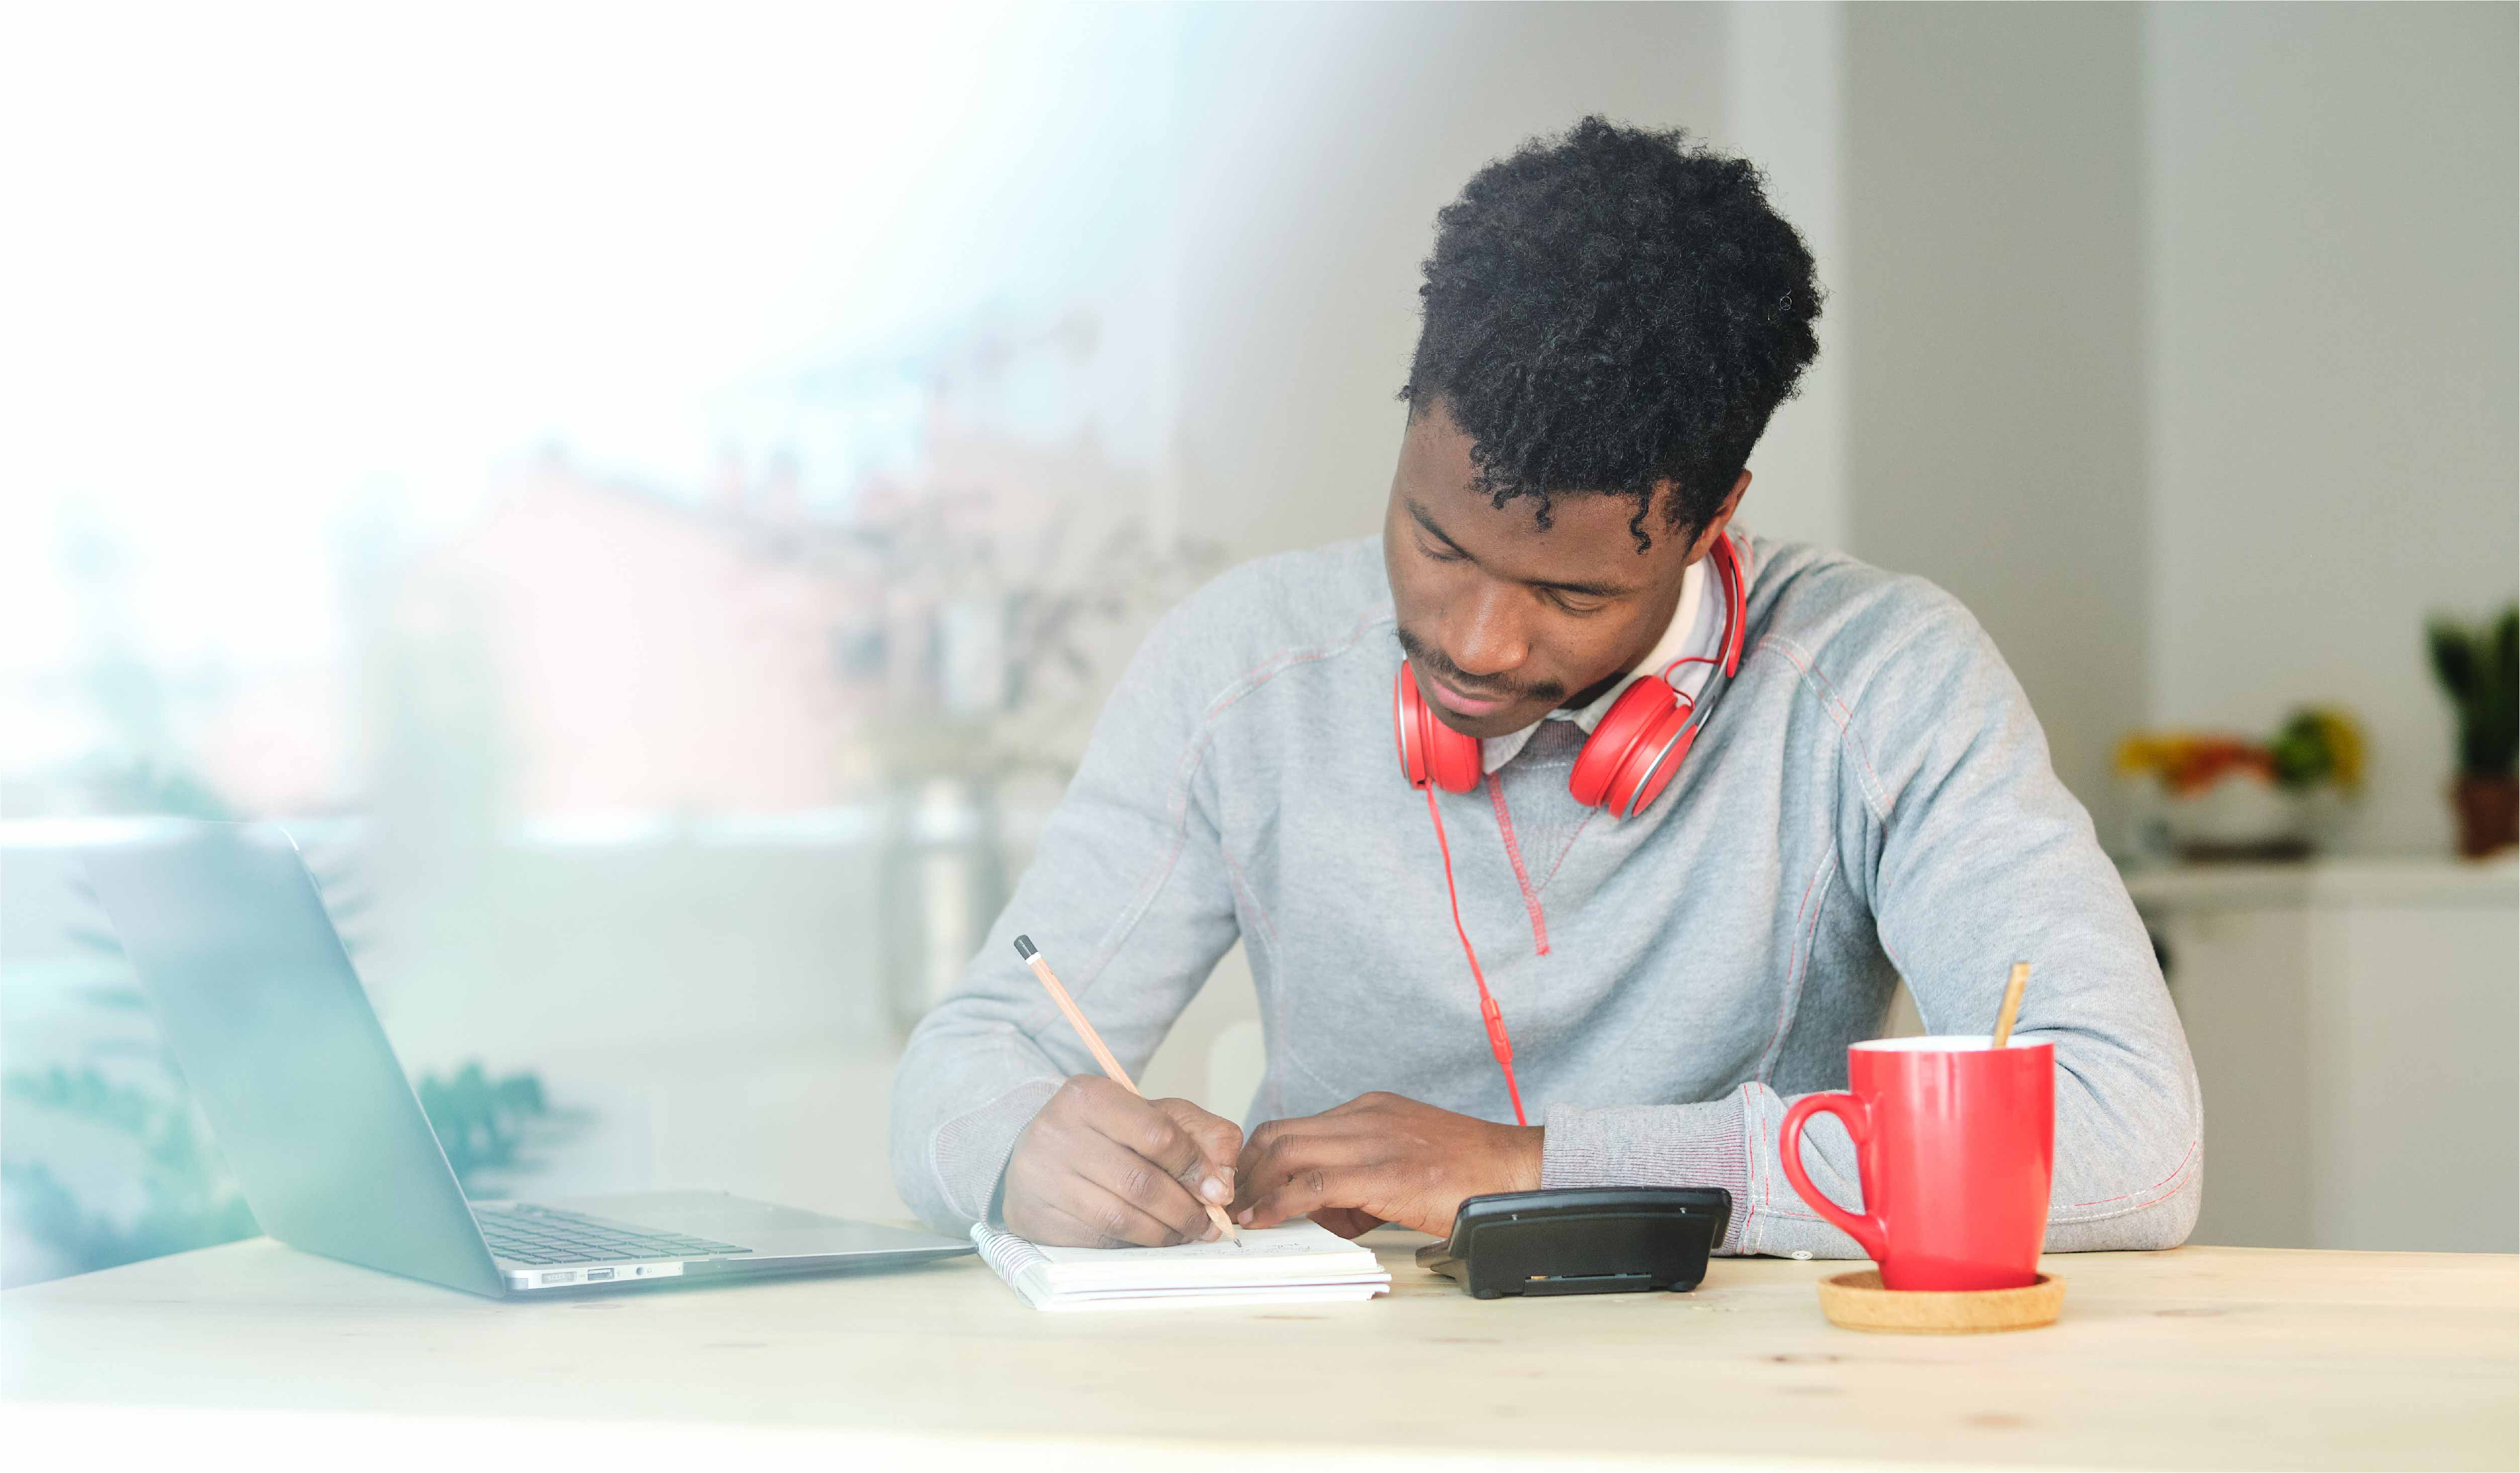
top-left (1401, 116), bottom-right (1824, 553)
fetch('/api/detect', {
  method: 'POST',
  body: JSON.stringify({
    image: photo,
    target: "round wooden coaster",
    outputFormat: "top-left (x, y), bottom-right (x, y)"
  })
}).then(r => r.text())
top-left (1816, 1270), bottom-right (2065, 1334)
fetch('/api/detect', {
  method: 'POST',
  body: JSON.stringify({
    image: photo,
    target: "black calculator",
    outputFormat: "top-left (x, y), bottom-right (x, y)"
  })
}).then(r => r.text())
top-left (1416, 1186), bottom-right (1734, 1298)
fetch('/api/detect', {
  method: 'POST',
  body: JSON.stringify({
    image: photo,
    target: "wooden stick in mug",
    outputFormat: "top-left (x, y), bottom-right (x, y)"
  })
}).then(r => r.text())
top-left (1013, 934), bottom-right (1239, 1242)
top-left (1993, 961), bottom-right (2030, 1048)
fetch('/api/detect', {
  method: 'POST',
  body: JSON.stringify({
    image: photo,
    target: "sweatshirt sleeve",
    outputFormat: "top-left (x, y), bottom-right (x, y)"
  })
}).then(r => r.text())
top-left (886, 598), bottom-right (1244, 1235)
top-left (1544, 593), bottom-right (2204, 1258)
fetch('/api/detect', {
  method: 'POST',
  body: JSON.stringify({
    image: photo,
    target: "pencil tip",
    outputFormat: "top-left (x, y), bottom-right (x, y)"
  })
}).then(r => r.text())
top-left (1012, 935), bottom-right (1036, 960)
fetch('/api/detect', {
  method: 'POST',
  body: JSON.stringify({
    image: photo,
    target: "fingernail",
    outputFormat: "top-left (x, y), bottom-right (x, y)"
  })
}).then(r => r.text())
top-left (1201, 1175), bottom-right (1229, 1202)
top-left (1236, 1208), bottom-right (1253, 1225)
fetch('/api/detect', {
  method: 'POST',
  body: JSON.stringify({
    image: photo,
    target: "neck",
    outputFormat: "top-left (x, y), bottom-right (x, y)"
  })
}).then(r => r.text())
top-left (1559, 668), bottom-right (1629, 713)
top-left (1557, 553), bottom-right (1710, 713)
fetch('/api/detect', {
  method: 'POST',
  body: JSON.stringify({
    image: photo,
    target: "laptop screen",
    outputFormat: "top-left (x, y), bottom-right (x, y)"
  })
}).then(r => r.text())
top-left (80, 823), bottom-right (504, 1297)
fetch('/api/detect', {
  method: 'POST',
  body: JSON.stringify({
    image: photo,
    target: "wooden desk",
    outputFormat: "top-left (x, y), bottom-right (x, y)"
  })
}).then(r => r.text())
top-left (4, 1233), bottom-right (2512, 1469)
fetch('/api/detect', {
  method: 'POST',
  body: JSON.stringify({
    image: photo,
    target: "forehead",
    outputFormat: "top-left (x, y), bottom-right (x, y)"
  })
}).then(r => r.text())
top-left (1397, 405), bottom-right (1673, 571)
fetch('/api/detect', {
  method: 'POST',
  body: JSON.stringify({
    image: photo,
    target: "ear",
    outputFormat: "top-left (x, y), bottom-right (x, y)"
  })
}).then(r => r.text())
top-left (1681, 469), bottom-right (1753, 564)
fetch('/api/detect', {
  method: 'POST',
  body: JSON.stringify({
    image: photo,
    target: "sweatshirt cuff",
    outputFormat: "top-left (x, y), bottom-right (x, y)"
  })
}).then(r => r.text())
top-left (1540, 1093), bottom-right (1751, 1254)
top-left (931, 1076), bottom-right (1062, 1227)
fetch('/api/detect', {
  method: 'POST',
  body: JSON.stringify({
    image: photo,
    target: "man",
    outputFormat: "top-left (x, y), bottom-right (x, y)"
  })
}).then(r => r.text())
top-left (889, 117), bottom-right (2202, 1256)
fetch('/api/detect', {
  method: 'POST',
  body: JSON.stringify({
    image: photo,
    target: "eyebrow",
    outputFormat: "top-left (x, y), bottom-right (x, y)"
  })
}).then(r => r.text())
top-left (1406, 499), bottom-right (1637, 600)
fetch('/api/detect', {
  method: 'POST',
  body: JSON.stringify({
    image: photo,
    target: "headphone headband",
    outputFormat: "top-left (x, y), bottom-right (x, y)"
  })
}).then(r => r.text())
top-left (1714, 531), bottom-right (1747, 678)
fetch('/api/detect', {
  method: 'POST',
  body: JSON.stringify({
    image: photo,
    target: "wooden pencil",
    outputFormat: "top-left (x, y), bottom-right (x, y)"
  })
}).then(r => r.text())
top-left (1013, 934), bottom-right (1239, 1243)
top-left (1993, 961), bottom-right (2030, 1048)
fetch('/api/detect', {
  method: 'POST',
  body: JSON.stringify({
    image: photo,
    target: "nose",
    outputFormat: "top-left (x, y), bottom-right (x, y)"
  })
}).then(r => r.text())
top-left (1442, 581), bottom-right (1532, 682)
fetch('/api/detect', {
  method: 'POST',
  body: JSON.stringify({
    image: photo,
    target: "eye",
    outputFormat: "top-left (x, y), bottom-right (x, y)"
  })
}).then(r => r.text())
top-left (1418, 536), bottom-right (1468, 564)
top-left (1544, 590), bottom-right (1607, 617)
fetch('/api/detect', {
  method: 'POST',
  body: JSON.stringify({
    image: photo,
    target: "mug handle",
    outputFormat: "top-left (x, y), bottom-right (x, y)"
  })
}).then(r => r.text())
top-left (1779, 1092), bottom-right (1890, 1263)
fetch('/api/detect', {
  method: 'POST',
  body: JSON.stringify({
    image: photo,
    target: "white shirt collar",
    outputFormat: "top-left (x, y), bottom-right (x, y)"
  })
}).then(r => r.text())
top-left (1476, 529), bottom-right (1749, 775)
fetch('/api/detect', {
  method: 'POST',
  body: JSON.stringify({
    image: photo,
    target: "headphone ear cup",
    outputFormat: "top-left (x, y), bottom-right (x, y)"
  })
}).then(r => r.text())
top-left (1607, 703), bottom-right (1698, 818)
top-left (1568, 677), bottom-right (1677, 810)
top-left (1395, 662), bottom-right (1483, 794)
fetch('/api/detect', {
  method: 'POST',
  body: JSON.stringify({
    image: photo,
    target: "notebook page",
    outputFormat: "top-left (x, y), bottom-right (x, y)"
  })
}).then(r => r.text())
top-left (971, 1219), bottom-right (1386, 1293)
top-left (1015, 1280), bottom-right (1391, 1313)
top-left (1035, 1223), bottom-right (1376, 1289)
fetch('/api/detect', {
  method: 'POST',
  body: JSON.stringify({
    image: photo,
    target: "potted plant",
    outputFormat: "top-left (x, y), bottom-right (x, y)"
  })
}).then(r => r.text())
top-left (2426, 604), bottom-right (2518, 859)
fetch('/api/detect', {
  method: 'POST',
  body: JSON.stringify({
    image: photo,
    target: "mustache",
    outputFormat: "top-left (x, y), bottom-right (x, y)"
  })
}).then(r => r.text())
top-left (1395, 625), bottom-right (1566, 706)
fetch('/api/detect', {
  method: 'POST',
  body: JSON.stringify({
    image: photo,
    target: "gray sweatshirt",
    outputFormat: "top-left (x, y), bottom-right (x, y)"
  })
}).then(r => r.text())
top-left (889, 535), bottom-right (2203, 1256)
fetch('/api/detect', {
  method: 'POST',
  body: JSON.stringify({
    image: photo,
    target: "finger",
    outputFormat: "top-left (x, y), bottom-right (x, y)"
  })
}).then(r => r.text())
top-left (1031, 1189), bottom-right (1190, 1250)
top-left (1235, 1127), bottom-right (1383, 1218)
top-left (1238, 1163), bottom-right (1376, 1231)
top-left (1233, 1122), bottom-right (1277, 1182)
top-left (1074, 1080), bottom-right (1210, 1188)
top-left (1010, 1196), bottom-right (1116, 1249)
top-left (1153, 1099), bottom-right (1243, 1171)
top-left (1069, 1131), bottom-right (1218, 1243)
top-left (1060, 1165), bottom-right (1208, 1248)
top-left (1153, 1099), bottom-right (1242, 1201)
top-left (1235, 1114), bottom-right (1348, 1179)
top-left (1232, 1116), bottom-right (1369, 1212)
top-left (1234, 1126), bottom-right (1382, 1211)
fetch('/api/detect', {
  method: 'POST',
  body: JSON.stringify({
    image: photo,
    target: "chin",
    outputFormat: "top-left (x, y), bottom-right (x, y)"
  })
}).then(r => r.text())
top-left (1426, 702), bottom-right (1533, 742)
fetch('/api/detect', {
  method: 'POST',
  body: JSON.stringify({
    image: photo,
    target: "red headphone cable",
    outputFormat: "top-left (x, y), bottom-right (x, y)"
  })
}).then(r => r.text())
top-left (1420, 783), bottom-right (1529, 1127)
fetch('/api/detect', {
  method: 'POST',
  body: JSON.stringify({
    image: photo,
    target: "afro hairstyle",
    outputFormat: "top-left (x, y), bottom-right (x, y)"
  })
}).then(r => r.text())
top-left (1401, 115), bottom-right (1824, 553)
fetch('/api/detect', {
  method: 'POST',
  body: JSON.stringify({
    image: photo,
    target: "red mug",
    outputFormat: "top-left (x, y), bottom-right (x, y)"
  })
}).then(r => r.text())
top-left (1778, 1035), bottom-right (2055, 1291)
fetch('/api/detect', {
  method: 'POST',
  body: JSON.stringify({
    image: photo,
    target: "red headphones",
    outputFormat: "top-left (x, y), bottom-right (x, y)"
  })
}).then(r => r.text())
top-left (1389, 532), bottom-right (1748, 1125)
top-left (1396, 532), bottom-right (1747, 812)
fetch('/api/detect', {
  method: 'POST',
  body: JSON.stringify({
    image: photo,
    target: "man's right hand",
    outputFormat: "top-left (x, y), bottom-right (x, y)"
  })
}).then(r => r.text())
top-left (1000, 1075), bottom-right (1243, 1248)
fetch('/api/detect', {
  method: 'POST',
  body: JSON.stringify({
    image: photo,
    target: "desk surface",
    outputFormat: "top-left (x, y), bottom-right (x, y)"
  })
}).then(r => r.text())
top-left (5, 1233), bottom-right (2513, 1470)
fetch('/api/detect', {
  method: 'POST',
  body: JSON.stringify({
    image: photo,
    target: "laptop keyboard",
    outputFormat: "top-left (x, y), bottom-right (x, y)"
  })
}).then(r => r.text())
top-left (475, 1205), bottom-right (751, 1264)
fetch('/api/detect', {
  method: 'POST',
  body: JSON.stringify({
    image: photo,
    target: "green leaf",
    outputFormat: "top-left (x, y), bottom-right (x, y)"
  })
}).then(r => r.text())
top-left (2430, 621), bottom-right (2476, 698)
top-left (2432, 605), bottom-right (2520, 775)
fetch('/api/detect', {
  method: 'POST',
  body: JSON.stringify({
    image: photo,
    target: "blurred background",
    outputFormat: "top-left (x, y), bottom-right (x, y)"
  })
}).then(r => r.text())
top-left (3, 2), bottom-right (2512, 1287)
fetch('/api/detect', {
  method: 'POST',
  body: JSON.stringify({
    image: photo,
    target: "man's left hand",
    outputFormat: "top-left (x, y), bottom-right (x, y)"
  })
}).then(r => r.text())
top-left (1230, 1092), bottom-right (1543, 1238)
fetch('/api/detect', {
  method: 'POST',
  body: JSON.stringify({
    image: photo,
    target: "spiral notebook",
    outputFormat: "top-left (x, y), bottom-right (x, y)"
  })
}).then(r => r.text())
top-left (969, 1218), bottom-right (1393, 1312)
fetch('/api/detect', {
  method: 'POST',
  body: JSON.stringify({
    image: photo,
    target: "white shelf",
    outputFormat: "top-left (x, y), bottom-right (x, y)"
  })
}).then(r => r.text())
top-left (2122, 855), bottom-right (2518, 913)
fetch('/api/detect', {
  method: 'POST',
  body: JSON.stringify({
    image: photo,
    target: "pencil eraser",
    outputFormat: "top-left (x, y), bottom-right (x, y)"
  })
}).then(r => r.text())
top-left (1012, 935), bottom-right (1037, 961)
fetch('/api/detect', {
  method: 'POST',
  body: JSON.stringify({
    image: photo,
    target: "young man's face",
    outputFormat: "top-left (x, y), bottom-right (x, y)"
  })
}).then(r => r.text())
top-left (1383, 400), bottom-right (1745, 741)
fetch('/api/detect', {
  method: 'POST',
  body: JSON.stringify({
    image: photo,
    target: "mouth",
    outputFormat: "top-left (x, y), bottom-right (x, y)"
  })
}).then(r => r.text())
top-left (1424, 671), bottom-right (1515, 719)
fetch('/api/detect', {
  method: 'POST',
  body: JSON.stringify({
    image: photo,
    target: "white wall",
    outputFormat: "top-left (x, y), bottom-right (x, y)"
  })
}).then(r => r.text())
top-left (1714, 2), bottom-right (2516, 855)
top-left (1714, 1), bottom-right (1850, 552)
top-left (1839, 2), bottom-right (2153, 829)
top-left (2145, 3), bottom-right (2519, 855)
top-left (1163, 3), bottom-right (1732, 563)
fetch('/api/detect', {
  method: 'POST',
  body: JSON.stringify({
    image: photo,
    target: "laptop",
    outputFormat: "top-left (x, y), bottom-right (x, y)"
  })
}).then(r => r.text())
top-left (79, 821), bottom-right (972, 1298)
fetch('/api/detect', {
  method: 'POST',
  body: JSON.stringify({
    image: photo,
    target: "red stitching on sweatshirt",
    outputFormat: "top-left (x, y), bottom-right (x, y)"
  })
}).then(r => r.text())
top-left (2067, 1138), bottom-right (2202, 1209)
top-left (1222, 849), bottom-right (1280, 954)
top-left (1484, 773), bottom-right (1550, 955)
top-left (1537, 810), bottom-right (1597, 894)
top-left (1198, 610), bottom-right (1386, 724)
top-left (1071, 611), bottom-right (1384, 996)
top-left (1756, 634), bottom-right (1894, 824)
top-left (1755, 852), bottom-right (1838, 1083)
